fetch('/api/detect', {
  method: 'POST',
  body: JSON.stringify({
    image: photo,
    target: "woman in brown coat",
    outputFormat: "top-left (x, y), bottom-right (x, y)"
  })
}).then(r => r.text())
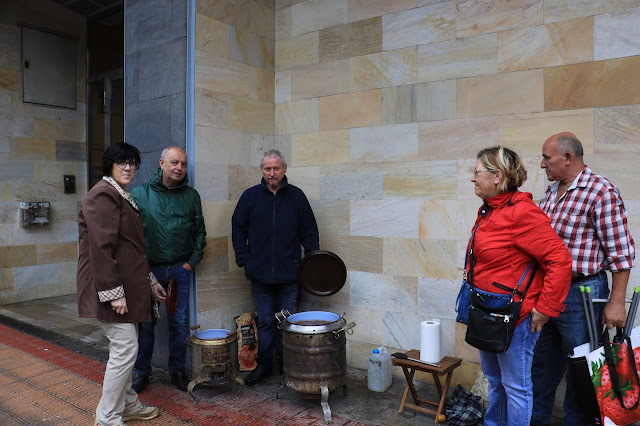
top-left (77, 142), bottom-right (164, 426)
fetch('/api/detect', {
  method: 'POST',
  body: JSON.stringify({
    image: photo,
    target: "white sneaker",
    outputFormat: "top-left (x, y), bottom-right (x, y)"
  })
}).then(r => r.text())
top-left (122, 403), bottom-right (160, 421)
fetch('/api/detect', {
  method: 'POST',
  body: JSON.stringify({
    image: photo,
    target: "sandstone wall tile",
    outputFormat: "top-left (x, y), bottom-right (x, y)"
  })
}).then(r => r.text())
top-left (544, 0), bottom-right (640, 24)
top-left (544, 56), bottom-right (640, 111)
top-left (202, 200), bottom-right (237, 238)
top-left (594, 6), bottom-right (640, 61)
top-left (456, 0), bottom-right (543, 37)
top-left (0, 245), bottom-right (36, 268)
top-left (345, 306), bottom-right (384, 344)
top-left (351, 200), bottom-right (420, 238)
top-left (290, 0), bottom-right (348, 37)
top-left (384, 238), bottom-right (458, 279)
top-left (498, 17), bottom-right (593, 73)
top-left (195, 126), bottom-right (249, 166)
top-left (56, 140), bottom-right (86, 162)
top-left (382, 85), bottom-right (416, 125)
top-left (419, 200), bottom-right (479, 240)
top-left (10, 138), bottom-right (55, 161)
top-left (34, 118), bottom-right (83, 141)
top-left (415, 79), bottom-right (456, 122)
top-left (13, 262), bottom-right (76, 289)
top-left (348, 0), bottom-right (416, 22)
top-left (0, 115), bottom-right (33, 138)
top-left (250, 133), bottom-right (278, 166)
top-left (320, 234), bottom-right (383, 273)
top-left (250, 0), bottom-right (275, 39)
top-left (275, 70), bottom-right (291, 103)
top-left (419, 277), bottom-right (459, 319)
top-left (285, 166), bottom-right (321, 200)
top-left (319, 17), bottom-right (381, 63)
top-left (275, 98), bottom-right (319, 135)
top-left (350, 47), bottom-right (417, 92)
top-left (418, 0), bottom-right (450, 5)
top-left (0, 69), bottom-right (19, 92)
top-left (582, 153), bottom-right (640, 199)
top-left (319, 89), bottom-right (381, 131)
top-left (321, 163), bottom-right (383, 200)
top-left (195, 88), bottom-right (228, 129)
top-left (196, 54), bottom-right (250, 98)
top-left (0, 268), bottom-right (12, 291)
top-left (228, 164), bottom-right (261, 201)
top-left (35, 242), bottom-right (77, 265)
top-left (194, 163), bottom-right (229, 202)
top-left (383, 160), bottom-right (457, 200)
top-left (310, 200), bottom-right (350, 235)
top-left (196, 13), bottom-right (230, 58)
top-left (196, 0), bottom-right (251, 30)
top-left (292, 129), bottom-right (349, 166)
top-left (229, 27), bottom-right (275, 71)
top-left (12, 221), bottom-right (77, 245)
top-left (275, 6), bottom-right (291, 40)
top-left (197, 237), bottom-right (230, 276)
top-left (250, 67), bottom-right (275, 103)
top-left (499, 109), bottom-right (594, 157)
top-left (196, 272), bottom-right (253, 311)
top-left (350, 123), bottom-right (418, 163)
top-left (291, 59), bottom-right (349, 101)
top-left (275, 31), bottom-right (319, 71)
top-left (418, 34), bottom-right (497, 83)
top-left (419, 117), bottom-right (498, 160)
top-left (457, 69), bottom-right (544, 118)
top-left (351, 271), bottom-right (418, 313)
top-left (594, 105), bottom-right (640, 153)
top-left (228, 96), bottom-right (274, 135)
top-left (382, 2), bottom-right (455, 51)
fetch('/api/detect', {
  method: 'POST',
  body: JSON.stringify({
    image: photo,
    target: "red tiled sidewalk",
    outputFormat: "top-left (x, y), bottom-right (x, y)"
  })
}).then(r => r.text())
top-left (0, 324), bottom-right (365, 425)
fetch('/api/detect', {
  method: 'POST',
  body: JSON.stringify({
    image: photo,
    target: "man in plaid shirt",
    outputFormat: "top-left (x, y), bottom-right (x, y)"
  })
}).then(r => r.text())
top-left (531, 132), bottom-right (636, 426)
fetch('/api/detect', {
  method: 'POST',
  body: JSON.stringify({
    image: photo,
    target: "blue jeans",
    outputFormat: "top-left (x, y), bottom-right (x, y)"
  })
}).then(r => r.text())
top-left (531, 272), bottom-right (609, 425)
top-left (251, 282), bottom-right (299, 365)
top-left (134, 265), bottom-right (191, 375)
top-left (480, 315), bottom-right (541, 426)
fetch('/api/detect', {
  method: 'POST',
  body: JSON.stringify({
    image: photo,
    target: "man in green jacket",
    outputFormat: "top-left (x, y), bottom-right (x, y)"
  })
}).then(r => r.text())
top-left (130, 146), bottom-right (206, 393)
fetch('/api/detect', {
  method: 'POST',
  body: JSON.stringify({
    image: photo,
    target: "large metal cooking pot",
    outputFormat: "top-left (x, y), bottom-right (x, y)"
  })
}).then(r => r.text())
top-left (187, 326), bottom-right (242, 399)
top-left (276, 310), bottom-right (355, 395)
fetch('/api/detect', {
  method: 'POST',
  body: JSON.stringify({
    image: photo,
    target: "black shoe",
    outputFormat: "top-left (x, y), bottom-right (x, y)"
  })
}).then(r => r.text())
top-left (171, 370), bottom-right (189, 391)
top-left (244, 364), bottom-right (271, 386)
top-left (131, 373), bottom-right (149, 394)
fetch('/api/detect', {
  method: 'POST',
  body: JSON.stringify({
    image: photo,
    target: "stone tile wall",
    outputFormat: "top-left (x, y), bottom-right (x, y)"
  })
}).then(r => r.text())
top-left (0, 0), bottom-right (86, 304)
top-left (263, 0), bottom-right (640, 385)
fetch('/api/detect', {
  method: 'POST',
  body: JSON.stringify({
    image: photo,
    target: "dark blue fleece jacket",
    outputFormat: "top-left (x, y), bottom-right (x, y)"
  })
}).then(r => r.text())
top-left (231, 176), bottom-right (320, 284)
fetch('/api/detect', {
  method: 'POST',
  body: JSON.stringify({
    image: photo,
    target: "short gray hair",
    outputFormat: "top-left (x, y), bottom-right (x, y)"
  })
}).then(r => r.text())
top-left (260, 149), bottom-right (287, 168)
top-left (555, 135), bottom-right (584, 159)
top-left (160, 146), bottom-right (187, 160)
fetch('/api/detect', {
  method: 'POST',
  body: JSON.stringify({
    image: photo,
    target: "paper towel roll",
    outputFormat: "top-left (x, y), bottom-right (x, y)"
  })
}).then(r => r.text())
top-left (420, 319), bottom-right (443, 363)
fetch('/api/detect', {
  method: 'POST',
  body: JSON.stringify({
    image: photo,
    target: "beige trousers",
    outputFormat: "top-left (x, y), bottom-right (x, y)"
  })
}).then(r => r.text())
top-left (95, 322), bottom-right (139, 426)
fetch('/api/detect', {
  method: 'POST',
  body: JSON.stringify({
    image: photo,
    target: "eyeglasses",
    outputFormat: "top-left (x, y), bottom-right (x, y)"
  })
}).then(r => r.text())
top-left (473, 170), bottom-right (494, 175)
top-left (115, 160), bottom-right (139, 170)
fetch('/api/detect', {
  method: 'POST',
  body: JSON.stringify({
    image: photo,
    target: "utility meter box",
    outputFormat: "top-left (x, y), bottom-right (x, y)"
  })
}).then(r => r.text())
top-left (20, 202), bottom-right (50, 227)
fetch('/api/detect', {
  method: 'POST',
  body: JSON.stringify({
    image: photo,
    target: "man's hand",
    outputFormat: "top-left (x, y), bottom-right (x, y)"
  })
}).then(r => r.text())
top-left (110, 297), bottom-right (128, 315)
top-left (603, 299), bottom-right (627, 329)
top-left (182, 263), bottom-right (192, 271)
top-left (530, 308), bottom-right (550, 333)
top-left (154, 283), bottom-right (167, 302)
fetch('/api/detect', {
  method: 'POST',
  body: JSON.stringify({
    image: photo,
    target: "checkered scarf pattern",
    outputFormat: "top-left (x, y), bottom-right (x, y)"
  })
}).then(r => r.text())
top-left (540, 166), bottom-right (635, 275)
top-left (444, 384), bottom-right (483, 425)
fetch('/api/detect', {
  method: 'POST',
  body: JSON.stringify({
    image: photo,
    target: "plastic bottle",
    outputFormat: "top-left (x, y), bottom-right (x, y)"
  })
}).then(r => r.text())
top-left (367, 346), bottom-right (392, 392)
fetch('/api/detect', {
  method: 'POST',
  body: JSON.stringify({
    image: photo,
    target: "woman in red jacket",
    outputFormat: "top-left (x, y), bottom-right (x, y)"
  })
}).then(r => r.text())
top-left (468, 146), bottom-right (572, 426)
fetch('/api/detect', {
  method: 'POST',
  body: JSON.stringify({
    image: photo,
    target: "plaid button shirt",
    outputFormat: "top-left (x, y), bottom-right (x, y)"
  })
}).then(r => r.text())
top-left (540, 166), bottom-right (635, 275)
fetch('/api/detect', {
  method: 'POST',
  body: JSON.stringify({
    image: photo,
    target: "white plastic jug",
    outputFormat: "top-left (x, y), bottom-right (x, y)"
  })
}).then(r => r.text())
top-left (367, 346), bottom-right (392, 392)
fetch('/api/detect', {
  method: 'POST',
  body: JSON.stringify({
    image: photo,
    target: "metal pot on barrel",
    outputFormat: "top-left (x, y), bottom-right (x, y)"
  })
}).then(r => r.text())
top-left (276, 250), bottom-right (355, 423)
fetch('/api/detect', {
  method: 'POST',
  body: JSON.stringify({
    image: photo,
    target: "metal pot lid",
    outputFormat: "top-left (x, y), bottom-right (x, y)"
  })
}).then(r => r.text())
top-left (297, 250), bottom-right (347, 296)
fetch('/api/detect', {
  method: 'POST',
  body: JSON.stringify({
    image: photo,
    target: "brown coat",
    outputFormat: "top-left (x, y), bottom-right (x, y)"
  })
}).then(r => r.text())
top-left (77, 180), bottom-right (153, 323)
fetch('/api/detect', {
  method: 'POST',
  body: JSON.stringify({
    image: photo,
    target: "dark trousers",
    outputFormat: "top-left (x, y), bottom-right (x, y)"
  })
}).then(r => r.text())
top-left (251, 281), bottom-right (299, 365)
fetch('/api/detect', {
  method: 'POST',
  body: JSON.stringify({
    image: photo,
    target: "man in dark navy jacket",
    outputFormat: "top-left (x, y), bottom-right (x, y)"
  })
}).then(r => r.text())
top-left (232, 149), bottom-right (319, 385)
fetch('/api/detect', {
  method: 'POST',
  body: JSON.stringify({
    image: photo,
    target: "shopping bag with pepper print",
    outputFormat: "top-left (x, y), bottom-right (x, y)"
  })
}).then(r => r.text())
top-left (587, 327), bottom-right (640, 425)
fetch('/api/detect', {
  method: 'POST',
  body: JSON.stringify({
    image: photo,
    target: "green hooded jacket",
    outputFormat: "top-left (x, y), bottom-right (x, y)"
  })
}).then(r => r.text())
top-left (130, 168), bottom-right (206, 269)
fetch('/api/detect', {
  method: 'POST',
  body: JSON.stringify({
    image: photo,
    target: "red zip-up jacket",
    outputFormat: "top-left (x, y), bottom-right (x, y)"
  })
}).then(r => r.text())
top-left (467, 190), bottom-right (572, 324)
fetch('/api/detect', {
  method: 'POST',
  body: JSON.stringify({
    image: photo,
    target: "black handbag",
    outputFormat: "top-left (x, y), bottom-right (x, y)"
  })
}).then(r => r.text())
top-left (465, 262), bottom-right (537, 353)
